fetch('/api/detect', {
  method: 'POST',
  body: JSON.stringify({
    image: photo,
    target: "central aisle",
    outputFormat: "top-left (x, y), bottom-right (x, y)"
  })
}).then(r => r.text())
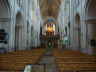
top-left (38, 50), bottom-right (58, 72)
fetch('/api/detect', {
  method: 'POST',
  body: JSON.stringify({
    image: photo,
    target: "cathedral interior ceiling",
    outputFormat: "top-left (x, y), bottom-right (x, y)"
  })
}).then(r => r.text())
top-left (39, 0), bottom-right (61, 19)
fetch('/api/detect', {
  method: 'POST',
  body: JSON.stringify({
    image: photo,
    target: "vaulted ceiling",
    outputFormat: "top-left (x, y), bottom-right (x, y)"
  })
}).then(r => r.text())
top-left (39, 0), bottom-right (61, 19)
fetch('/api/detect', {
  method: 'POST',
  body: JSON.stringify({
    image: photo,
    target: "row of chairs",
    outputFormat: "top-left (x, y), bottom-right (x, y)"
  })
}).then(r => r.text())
top-left (53, 49), bottom-right (96, 72)
top-left (0, 49), bottom-right (45, 71)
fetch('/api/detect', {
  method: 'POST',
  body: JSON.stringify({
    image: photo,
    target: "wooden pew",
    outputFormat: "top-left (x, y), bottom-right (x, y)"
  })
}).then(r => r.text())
top-left (53, 49), bottom-right (96, 72)
top-left (0, 49), bottom-right (45, 71)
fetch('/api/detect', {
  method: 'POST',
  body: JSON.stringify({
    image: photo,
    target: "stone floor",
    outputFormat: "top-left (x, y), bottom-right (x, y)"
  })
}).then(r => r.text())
top-left (38, 50), bottom-right (58, 72)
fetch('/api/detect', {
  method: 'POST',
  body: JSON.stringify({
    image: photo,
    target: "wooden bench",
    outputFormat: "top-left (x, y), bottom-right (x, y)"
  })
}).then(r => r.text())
top-left (0, 49), bottom-right (45, 71)
top-left (53, 49), bottom-right (96, 72)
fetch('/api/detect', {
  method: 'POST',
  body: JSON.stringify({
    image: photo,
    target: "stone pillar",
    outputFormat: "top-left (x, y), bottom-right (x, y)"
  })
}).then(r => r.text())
top-left (70, 0), bottom-right (75, 50)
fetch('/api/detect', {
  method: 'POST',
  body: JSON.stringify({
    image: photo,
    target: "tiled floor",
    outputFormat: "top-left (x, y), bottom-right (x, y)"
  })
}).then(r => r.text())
top-left (38, 50), bottom-right (58, 72)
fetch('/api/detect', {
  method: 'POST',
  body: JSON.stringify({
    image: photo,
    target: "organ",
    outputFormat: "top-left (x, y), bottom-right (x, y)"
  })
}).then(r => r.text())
top-left (45, 23), bottom-right (55, 36)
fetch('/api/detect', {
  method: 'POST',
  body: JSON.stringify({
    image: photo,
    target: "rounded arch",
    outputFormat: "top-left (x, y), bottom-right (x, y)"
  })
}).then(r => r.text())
top-left (0, 0), bottom-right (11, 21)
top-left (0, 0), bottom-right (11, 33)
top-left (5, 0), bottom-right (11, 17)
top-left (85, 0), bottom-right (91, 19)
top-left (0, 0), bottom-right (11, 17)
top-left (85, 0), bottom-right (96, 19)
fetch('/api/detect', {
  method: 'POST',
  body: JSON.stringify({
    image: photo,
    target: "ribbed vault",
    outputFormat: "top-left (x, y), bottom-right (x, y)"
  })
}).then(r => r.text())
top-left (39, 0), bottom-right (61, 19)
